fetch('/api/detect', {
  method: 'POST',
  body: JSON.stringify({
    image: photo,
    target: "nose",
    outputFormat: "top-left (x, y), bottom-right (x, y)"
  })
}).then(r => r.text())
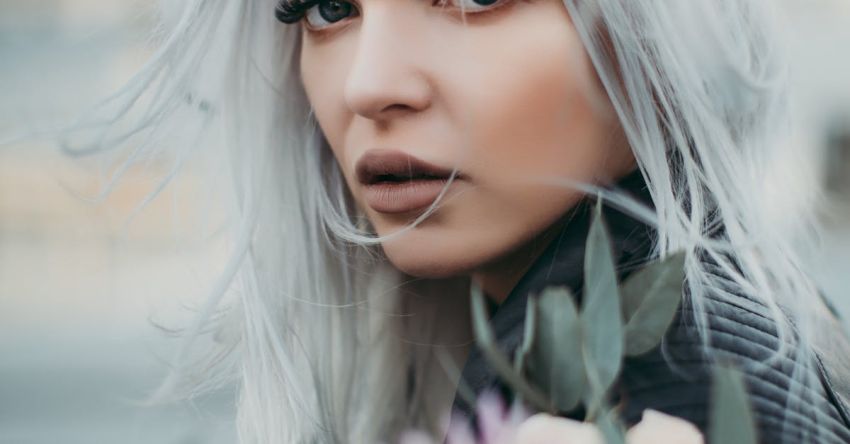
top-left (343, 7), bottom-right (433, 122)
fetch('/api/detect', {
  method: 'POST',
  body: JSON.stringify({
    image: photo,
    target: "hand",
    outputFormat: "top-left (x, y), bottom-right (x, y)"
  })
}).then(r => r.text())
top-left (406, 393), bottom-right (706, 444)
top-left (513, 413), bottom-right (604, 444)
top-left (626, 410), bottom-right (704, 444)
top-left (514, 410), bottom-right (704, 444)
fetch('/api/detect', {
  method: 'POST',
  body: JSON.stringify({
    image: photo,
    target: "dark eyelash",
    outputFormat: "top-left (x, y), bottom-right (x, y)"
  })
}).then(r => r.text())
top-left (275, 0), bottom-right (515, 25)
top-left (275, 0), bottom-right (319, 24)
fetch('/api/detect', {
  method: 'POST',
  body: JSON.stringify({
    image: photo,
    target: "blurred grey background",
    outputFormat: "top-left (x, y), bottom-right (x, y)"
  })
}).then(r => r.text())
top-left (0, 1), bottom-right (849, 443)
top-left (1, 1), bottom-right (235, 443)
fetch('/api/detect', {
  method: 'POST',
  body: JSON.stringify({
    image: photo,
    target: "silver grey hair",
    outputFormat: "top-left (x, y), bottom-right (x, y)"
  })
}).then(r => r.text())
top-left (55, 0), bottom-right (841, 442)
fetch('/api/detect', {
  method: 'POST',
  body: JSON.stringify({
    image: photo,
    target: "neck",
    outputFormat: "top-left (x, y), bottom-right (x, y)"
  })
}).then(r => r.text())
top-left (470, 211), bottom-right (575, 304)
top-left (470, 167), bottom-right (650, 306)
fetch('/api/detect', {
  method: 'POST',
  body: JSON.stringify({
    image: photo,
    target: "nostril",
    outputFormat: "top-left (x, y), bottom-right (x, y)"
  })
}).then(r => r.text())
top-left (382, 104), bottom-right (412, 113)
top-left (374, 103), bottom-right (423, 121)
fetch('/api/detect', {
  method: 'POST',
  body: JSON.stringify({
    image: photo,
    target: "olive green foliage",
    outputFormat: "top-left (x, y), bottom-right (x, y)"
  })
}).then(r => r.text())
top-left (710, 364), bottom-right (759, 444)
top-left (470, 199), bottom-right (757, 443)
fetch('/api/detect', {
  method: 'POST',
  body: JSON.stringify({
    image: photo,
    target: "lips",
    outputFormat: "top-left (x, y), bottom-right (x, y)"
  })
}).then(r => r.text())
top-left (356, 150), bottom-right (457, 185)
top-left (355, 150), bottom-right (463, 214)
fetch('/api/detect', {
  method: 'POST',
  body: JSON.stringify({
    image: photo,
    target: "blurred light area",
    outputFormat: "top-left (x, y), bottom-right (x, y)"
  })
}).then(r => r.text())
top-left (1, 1), bottom-right (234, 443)
top-left (0, 0), bottom-right (130, 29)
top-left (0, 1), bottom-right (849, 444)
top-left (783, 0), bottom-right (850, 314)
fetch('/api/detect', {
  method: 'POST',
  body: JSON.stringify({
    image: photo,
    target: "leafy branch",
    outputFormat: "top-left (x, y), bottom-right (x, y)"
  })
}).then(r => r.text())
top-left (470, 199), bottom-right (758, 443)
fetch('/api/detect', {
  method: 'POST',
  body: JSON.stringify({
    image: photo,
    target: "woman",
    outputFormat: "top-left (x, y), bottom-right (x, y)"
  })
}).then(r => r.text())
top-left (63, 0), bottom-right (850, 442)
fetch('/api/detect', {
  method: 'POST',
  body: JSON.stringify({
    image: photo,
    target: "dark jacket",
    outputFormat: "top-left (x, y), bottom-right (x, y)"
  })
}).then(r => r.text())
top-left (451, 170), bottom-right (850, 443)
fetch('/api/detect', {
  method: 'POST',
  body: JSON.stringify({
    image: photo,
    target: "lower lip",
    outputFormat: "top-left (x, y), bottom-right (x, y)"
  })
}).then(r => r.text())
top-left (362, 178), bottom-right (457, 214)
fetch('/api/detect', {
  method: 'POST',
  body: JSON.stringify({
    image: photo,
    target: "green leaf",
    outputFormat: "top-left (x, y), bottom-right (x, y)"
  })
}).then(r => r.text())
top-left (596, 409), bottom-right (626, 444)
top-left (581, 350), bottom-right (605, 421)
top-left (526, 286), bottom-right (585, 413)
top-left (622, 251), bottom-right (687, 356)
top-left (514, 297), bottom-right (537, 375)
top-left (470, 284), bottom-right (551, 411)
top-left (581, 199), bottom-right (624, 396)
top-left (709, 363), bottom-right (758, 444)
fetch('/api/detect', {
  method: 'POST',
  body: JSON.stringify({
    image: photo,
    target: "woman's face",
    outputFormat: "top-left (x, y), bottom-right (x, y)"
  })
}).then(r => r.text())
top-left (298, 0), bottom-right (635, 297)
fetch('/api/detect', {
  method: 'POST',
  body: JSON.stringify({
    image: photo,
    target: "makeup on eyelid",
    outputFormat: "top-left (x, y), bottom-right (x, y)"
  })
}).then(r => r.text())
top-left (275, 0), bottom-right (521, 30)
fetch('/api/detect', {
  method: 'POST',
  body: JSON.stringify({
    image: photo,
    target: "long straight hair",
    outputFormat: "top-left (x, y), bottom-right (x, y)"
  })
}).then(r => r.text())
top-left (56, 0), bottom-right (841, 442)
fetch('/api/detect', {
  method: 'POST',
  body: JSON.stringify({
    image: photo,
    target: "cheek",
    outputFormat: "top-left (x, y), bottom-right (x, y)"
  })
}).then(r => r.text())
top-left (382, 10), bottom-right (630, 276)
top-left (450, 15), bottom-right (622, 213)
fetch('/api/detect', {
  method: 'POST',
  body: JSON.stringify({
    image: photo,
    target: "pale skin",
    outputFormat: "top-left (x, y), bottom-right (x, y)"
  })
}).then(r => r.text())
top-left (298, 0), bottom-right (636, 302)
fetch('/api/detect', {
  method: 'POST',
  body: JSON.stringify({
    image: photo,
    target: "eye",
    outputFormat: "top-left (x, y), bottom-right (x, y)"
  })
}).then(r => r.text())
top-left (303, 0), bottom-right (359, 31)
top-left (291, 0), bottom-right (511, 31)
top-left (439, 0), bottom-right (506, 13)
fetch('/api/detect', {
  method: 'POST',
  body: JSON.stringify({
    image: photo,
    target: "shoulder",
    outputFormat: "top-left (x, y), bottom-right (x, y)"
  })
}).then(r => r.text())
top-left (616, 288), bottom-right (850, 443)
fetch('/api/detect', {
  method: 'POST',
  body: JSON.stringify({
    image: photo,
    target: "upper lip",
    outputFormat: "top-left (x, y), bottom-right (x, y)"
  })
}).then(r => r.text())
top-left (355, 150), bottom-right (462, 185)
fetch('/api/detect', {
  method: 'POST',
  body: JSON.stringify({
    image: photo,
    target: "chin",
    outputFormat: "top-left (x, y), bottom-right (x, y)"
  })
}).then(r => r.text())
top-left (380, 240), bottom-right (481, 279)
